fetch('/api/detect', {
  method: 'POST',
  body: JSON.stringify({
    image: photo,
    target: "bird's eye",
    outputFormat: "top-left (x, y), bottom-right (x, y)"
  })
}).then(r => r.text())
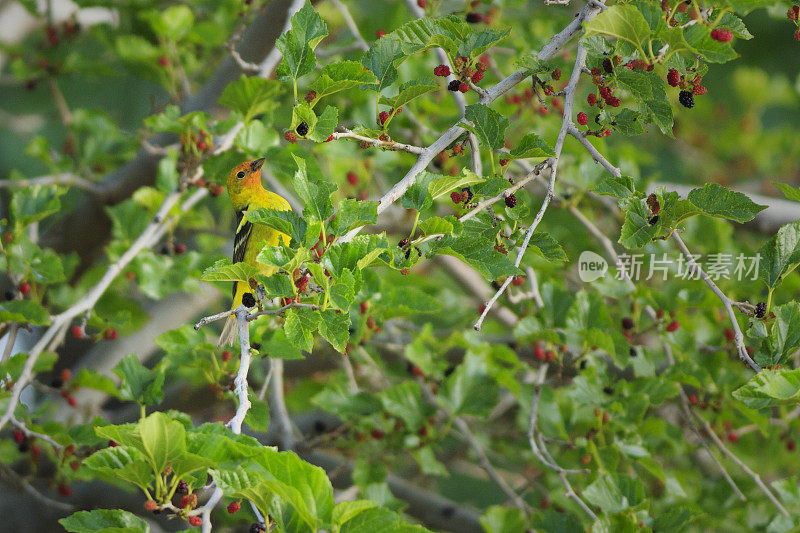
top-left (236, 171), bottom-right (245, 179)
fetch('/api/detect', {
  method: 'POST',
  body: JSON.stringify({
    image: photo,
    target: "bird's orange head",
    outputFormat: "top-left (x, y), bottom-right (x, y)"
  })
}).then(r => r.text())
top-left (226, 157), bottom-right (265, 210)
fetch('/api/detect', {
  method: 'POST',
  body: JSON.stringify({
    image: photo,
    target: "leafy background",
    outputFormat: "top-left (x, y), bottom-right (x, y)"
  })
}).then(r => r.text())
top-left (1, 0), bottom-right (800, 532)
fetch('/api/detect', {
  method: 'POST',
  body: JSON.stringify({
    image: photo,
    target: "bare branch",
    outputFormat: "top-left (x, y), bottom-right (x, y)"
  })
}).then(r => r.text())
top-left (331, 129), bottom-right (426, 155)
top-left (0, 173), bottom-right (101, 195)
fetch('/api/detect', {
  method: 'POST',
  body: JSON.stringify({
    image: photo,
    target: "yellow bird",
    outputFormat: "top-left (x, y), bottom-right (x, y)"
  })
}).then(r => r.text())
top-left (218, 157), bottom-right (291, 346)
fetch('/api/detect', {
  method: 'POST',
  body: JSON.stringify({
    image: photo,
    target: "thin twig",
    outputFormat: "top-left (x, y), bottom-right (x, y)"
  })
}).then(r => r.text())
top-left (0, 173), bottom-right (101, 194)
top-left (672, 233), bottom-right (761, 372)
top-left (331, 129), bottom-right (426, 155)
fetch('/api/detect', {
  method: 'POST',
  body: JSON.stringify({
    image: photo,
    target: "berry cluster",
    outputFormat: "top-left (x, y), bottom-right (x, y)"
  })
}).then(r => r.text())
top-left (667, 69), bottom-right (706, 109)
top-left (435, 55), bottom-right (488, 94)
top-left (189, 176), bottom-right (224, 196)
top-left (789, 5), bottom-right (800, 41)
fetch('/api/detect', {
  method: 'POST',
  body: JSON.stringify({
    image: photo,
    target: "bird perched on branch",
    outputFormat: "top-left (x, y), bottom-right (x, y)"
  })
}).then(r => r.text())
top-left (219, 157), bottom-right (291, 346)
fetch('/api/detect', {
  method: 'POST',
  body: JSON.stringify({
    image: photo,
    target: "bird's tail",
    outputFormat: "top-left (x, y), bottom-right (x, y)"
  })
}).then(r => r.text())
top-left (217, 281), bottom-right (246, 347)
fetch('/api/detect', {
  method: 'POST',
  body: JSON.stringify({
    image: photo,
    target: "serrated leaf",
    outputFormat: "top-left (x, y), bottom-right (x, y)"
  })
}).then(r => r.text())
top-left (219, 75), bottom-right (282, 122)
top-left (612, 108), bottom-right (646, 136)
top-left (83, 447), bottom-right (152, 490)
top-left (310, 61), bottom-right (378, 104)
top-left (378, 82), bottom-right (437, 110)
top-left (773, 182), bottom-right (800, 203)
top-left (583, 5), bottom-right (651, 51)
top-left (619, 200), bottom-right (658, 248)
top-left (758, 220), bottom-right (800, 289)
top-left (509, 133), bottom-right (555, 159)
top-left (323, 234), bottom-right (390, 276)
top-left (275, 1), bottom-right (328, 83)
top-left (246, 208), bottom-right (308, 246)
top-left (292, 154), bottom-right (337, 221)
top-left (683, 24), bottom-right (738, 63)
top-left (428, 168), bottom-right (485, 200)
top-left (137, 412), bottom-right (186, 474)
top-left (594, 175), bottom-right (636, 197)
top-left (462, 104), bottom-right (509, 150)
top-left (527, 232), bottom-right (568, 262)
top-left (583, 473), bottom-right (645, 513)
top-left (418, 216), bottom-right (455, 236)
top-left (330, 199), bottom-right (379, 236)
top-left (361, 38), bottom-right (405, 93)
top-left (718, 12), bottom-right (753, 39)
top-left (615, 68), bottom-right (652, 100)
top-left (201, 258), bottom-right (260, 282)
top-left (319, 309), bottom-right (350, 352)
top-left (733, 368), bottom-right (800, 409)
top-left (401, 171), bottom-right (438, 212)
top-left (113, 353), bottom-right (164, 407)
top-left (309, 106), bottom-right (338, 142)
top-left (0, 299), bottom-right (51, 325)
top-left (481, 506), bottom-right (528, 533)
top-left (284, 307), bottom-right (322, 352)
top-left (687, 183), bottom-right (767, 223)
top-left (60, 510), bottom-right (150, 533)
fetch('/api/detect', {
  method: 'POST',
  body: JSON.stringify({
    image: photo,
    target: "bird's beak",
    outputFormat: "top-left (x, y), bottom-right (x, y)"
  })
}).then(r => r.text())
top-left (250, 158), bottom-right (266, 171)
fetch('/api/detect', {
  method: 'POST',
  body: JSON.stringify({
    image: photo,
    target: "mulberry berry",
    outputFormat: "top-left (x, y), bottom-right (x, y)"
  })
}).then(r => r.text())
top-left (551, 68), bottom-right (561, 80)
top-left (465, 12), bottom-right (483, 23)
top-left (346, 171), bottom-right (358, 185)
top-left (378, 111), bottom-right (389, 125)
top-left (755, 302), bottom-right (767, 318)
top-left (692, 85), bottom-right (707, 95)
top-left (242, 292), bottom-right (256, 308)
top-left (599, 86), bottom-right (611, 99)
top-left (621, 317), bottom-right (634, 330)
top-left (710, 28), bottom-right (733, 42)
top-left (450, 191), bottom-right (462, 204)
top-left (504, 194), bottom-right (517, 208)
top-left (789, 5), bottom-right (799, 20)
top-left (304, 90), bottom-right (316, 103)
top-left (471, 71), bottom-right (484, 84)
top-left (284, 131), bottom-right (297, 143)
top-left (667, 69), bottom-right (680, 87)
top-left (666, 320), bottom-right (680, 332)
top-left (447, 79), bottom-right (460, 91)
top-left (458, 82), bottom-right (469, 93)
top-left (602, 58), bottom-right (614, 73)
top-left (227, 501), bottom-right (240, 514)
top-left (188, 516), bottom-right (202, 527)
top-left (434, 64), bottom-right (450, 77)
top-left (417, 0), bottom-right (427, 7)
top-left (606, 96), bottom-right (621, 107)
top-left (678, 90), bottom-right (694, 108)
top-left (577, 112), bottom-right (588, 125)
top-left (587, 93), bottom-right (597, 106)
top-left (296, 121), bottom-right (309, 136)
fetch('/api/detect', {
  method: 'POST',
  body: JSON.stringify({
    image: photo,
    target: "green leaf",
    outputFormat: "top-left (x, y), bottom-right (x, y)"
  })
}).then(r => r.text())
top-left (292, 154), bottom-right (337, 221)
top-left (530, 511), bottom-right (583, 533)
top-left (309, 106), bottom-right (338, 142)
top-left (401, 171), bottom-right (438, 212)
top-left (526, 232), bottom-right (568, 262)
top-left (763, 302), bottom-right (800, 366)
top-left (323, 234), bottom-right (390, 276)
top-left (612, 108), bottom-right (646, 136)
top-left (276, 1), bottom-right (328, 84)
top-left (236, 119), bottom-right (280, 153)
top-left (60, 510), bottom-right (151, 533)
top-left (332, 500), bottom-right (380, 527)
top-left (378, 82), bottom-right (437, 110)
top-left (428, 168), bottom-right (485, 200)
top-left (758, 220), bottom-right (800, 289)
top-left (619, 199), bottom-right (658, 248)
top-left (687, 183), bottom-right (766, 223)
top-left (418, 216), bottom-right (457, 237)
top-left (319, 309), bottom-right (350, 353)
top-left (74, 369), bottom-right (122, 399)
top-left (772, 182), bottom-right (800, 203)
top-left (379, 381), bottom-right (432, 430)
top-left (361, 38), bottom-right (405, 93)
top-left (219, 75), bottom-right (283, 122)
top-left (11, 185), bottom-right (61, 228)
top-left (246, 208), bottom-right (308, 246)
top-left (143, 5), bottom-right (194, 39)
top-left (83, 446), bottom-right (153, 491)
top-left (583, 5), bottom-right (651, 52)
top-left (440, 352), bottom-right (497, 417)
top-left (594, 175), bottom-right (636, 198)
top-left (285, 307), bottom-right (322, 352)
top-left (583, 473), bottom-right (645, 513)
top-left (508, 133), bottom-right (555, 160)
top-left (614, 68), bottom-right (652, 101)
top-left (113, 354), bottom-right (164, 407)
top-left (433, 222), bottom-right (520, 279)
top-left (138, 412), bottom-right (186, 474)
top-left (733, 368), bottom-right (800, 409)
top-left (330, 199), bottom-right (379, 236)
top-left (462, 104), bottom-right (509, 150)
top-left (201, 258), bottom-right (260, 283)
top-left (262, 328), bottom-right (305, 360)
top-left (0, 300), bottom-right (51, 325)
top-left (683, 24), bottom-right (738, 63)
top-left (718, 12), bottom-right (753, 39)
top-left (245, 392), bottom-right (271, 432)
top-left (481, 506), bottom-right (528, 533)
top-left (310, 61), bottom-right (378, 104)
